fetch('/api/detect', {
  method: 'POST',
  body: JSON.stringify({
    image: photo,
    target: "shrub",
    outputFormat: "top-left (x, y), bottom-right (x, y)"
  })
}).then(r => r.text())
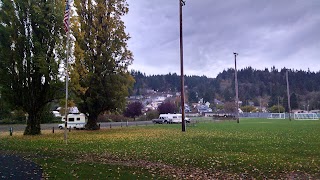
top-left (98, 114), bottom-right (131, 122)
top-left (0, 118), bottom-right (18, 124)
top-left (40, 111), bottom-right (56, 123)
top-left (11, 110), bottom-right (27, 123)
top-left (146, 110), bottom-right (159, 120)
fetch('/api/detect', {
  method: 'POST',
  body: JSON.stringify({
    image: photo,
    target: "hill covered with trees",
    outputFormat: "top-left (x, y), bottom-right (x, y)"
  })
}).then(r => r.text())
top-left (131, 67), bottom-right (320, 111)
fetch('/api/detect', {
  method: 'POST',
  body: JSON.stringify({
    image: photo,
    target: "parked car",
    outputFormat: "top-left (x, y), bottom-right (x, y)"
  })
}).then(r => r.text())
top-left (152, 118), bottom-right (166, 124)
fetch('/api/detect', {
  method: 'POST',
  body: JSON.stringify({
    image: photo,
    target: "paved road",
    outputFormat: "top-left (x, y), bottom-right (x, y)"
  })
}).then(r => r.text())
top-left (0, 121), bottom-right (154, 132)
top-left (0, 154), bottom-right (42, 179)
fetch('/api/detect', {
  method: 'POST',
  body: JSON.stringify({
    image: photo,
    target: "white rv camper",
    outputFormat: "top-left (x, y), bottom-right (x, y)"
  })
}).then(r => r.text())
top-left (158, 114), bottom-right (190, 123)
top-left (58, 113), bottom-right (87, 129)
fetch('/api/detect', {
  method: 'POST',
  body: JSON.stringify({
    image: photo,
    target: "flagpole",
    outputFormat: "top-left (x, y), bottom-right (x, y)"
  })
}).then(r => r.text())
top-left (64, 0), bottom-right (71, 144)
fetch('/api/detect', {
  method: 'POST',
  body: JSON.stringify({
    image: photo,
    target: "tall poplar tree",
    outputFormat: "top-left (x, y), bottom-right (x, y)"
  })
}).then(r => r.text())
top-left (71, 0), bottom-right (134, 130)
top-left (0, 0), bottom-right (64, 135)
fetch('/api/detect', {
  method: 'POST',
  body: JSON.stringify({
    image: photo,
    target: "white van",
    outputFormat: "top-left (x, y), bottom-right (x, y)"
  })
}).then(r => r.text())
top-left (58, 113), bottom-right (87, 129)
top-left (159, 114), bottom-right (190, 123)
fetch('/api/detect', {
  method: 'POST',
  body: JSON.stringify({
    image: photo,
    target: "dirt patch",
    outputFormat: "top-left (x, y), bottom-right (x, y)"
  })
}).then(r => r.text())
top-left (285, 171), bottom-right (315, 179)
top-left (75, 153), bottom-right (320, 179)
top-left (77, 153), bottom-right (240, 179)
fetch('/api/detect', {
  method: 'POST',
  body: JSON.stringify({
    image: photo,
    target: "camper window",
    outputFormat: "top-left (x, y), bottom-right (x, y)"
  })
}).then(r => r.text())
top-left (69, 118), bottom-right (75, 122)
top-left (77, 118), bottom-right (80, 121)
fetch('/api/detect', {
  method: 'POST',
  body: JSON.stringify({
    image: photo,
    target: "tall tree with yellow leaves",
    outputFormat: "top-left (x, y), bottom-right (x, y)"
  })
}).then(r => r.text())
top-left (71, 0), bottom-right (134, 130)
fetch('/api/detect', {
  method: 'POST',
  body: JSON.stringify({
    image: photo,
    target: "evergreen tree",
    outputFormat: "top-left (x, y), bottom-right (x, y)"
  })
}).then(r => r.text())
top-left (268, 94), bottom-right (279, 108)
top-left (71, 0), bottom-right (134, 130)
top-left (290, 93), bottom-right (299, 109)
top-left (283, 95), bottom-right (289, 112)
top-left (0, 0), bottom-right (64, 135)
top-left (203, 89), bottom-right (214, 103)
top-left (188, 90), bottom-right (198, 103)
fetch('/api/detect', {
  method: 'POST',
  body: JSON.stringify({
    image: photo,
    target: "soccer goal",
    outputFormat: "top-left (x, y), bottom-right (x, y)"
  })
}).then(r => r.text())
top-left (293, 113), bottom-right (319, 120)
top-left (268, 113), bottom-right (286, 119)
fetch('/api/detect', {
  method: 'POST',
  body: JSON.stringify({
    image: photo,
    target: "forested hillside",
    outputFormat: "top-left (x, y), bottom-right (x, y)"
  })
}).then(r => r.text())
top-left (131, 67), bottom-right (320, 110)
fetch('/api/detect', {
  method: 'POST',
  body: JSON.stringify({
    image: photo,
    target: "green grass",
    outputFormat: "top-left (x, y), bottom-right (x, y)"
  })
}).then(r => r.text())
top-left (1, 118), bottom-right (320, 179)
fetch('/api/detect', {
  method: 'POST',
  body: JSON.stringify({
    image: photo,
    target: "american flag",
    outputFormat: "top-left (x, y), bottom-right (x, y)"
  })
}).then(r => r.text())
top-left (64, 0), bottom-right (70, 32)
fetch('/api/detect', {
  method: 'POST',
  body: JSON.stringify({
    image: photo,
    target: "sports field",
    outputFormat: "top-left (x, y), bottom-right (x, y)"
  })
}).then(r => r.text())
top-left (1, 118), bottom-right (319, 179)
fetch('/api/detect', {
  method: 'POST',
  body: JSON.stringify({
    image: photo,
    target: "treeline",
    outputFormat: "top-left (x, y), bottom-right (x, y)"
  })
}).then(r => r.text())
top-left (131, 67), bottom-right (320, 110)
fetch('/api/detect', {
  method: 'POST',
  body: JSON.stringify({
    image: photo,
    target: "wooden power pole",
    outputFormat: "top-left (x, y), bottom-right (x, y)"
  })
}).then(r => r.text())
top-left (180, 0), bottom-right (186, 132)
top-left (234, 53), bottom-right (239, 123)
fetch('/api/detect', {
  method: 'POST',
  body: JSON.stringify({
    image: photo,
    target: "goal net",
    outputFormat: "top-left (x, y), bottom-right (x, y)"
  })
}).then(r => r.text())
top-left (294, 113), bottom-right (319, 120)
top-left (268, 113), bottom-right (286, 119)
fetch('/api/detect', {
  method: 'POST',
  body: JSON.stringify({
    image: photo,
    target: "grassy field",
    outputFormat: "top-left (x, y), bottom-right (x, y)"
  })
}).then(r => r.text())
top-left (1, 118), bottom-right (320, 179)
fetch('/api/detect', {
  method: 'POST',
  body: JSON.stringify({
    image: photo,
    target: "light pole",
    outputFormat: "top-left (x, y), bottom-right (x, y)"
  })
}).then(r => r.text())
top-left (234, 52), bottom-right (239, 123)
top-left (278, 96), bottom-right (280, 113)
top-left (180, 0), bottom-right (186, 132)
top-left (286, 70), bottom-right (291, 120)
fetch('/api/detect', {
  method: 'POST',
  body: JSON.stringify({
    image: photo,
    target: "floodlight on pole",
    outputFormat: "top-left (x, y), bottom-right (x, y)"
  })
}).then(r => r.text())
top-left (180, 0), bottom-right (186, 132)
top-left (234, 52), bottom-right (239, 123)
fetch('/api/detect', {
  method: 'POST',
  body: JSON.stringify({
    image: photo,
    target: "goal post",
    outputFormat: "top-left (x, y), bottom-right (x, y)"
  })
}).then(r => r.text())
top-left (268, 113), bottom-right (286, 119)
top-left (293, 113), bottom-right (319, 120)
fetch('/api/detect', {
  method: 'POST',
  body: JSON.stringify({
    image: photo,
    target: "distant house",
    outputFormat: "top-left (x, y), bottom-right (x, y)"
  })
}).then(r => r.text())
top-left (155, 96), bottom-right (166, 102)
top-left (292, 109), bottom-right (307, 113)
top-left (197, 104), bottom-right (212, 113)
top-left (128, 95), bottom-right (143, 100)
top-left (146, 89), bottom-right (156, 94)
top-left (185, 112), bottom-right (200, 117)
top-left (166, 94), bottom-right (173, 98)
top-left (144, 101), bottom-right (161, 111)
top-left (214, 99), bottom-right (224, 105)
top-left (184, 104), bottom-right (191, 112)
top-left (310, 110), bottom-right (320, 113)
top-left (292, 109), bottom-right (320, 114)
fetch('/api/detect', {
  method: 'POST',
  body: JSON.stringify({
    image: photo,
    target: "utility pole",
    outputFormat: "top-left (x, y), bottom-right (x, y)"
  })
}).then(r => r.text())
top-left (234, 53), bottom-right (239, 123)
top-left (180, 0), bottom-right (186, 132)
top-left (286, 70), bottom-right (291, 121)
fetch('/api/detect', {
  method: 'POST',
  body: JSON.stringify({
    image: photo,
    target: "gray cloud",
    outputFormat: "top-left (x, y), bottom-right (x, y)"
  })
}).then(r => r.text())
top-left (123, 0), bottom-right (320, 77)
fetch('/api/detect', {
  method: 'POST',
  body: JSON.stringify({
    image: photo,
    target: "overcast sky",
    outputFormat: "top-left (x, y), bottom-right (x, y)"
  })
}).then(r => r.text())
top-left (122, 0), bottom-right (320, 78)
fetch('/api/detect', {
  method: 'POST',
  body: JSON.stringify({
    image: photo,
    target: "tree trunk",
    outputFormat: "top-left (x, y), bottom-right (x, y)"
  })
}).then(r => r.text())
top-left (86, 114), bottom-right (100, 130)
top-left (24, 112), bottom-right (41, 135)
